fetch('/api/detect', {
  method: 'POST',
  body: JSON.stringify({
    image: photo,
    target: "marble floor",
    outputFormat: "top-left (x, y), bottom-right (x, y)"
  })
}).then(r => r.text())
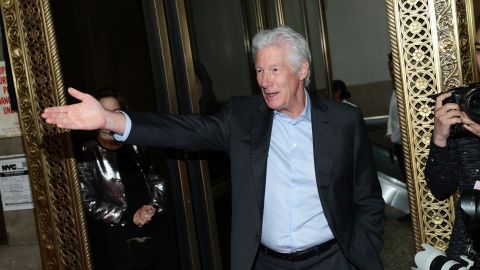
top-left (381, 206), bottom-right (415, 270)
top-left (0, 210), bottom-right (41, 270)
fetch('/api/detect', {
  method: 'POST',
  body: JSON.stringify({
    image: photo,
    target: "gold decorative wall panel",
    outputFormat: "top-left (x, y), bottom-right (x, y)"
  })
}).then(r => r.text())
top-left (386, 0), bottom-right (475, 252)
top-left (0, 0), bottom-right (91, 269)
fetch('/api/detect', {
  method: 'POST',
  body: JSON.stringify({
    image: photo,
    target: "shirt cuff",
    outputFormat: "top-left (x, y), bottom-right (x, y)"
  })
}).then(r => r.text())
top-left (113, 111), bottom-right (132, 142)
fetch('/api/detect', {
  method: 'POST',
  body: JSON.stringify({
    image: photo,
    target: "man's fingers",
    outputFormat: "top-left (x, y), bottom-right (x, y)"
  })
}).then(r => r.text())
top-left (67, 87), bottom-right (91, 101)
top-left (435, 106), bottom-right (461, 123)
top-left (434, 92), bottom-right (452, 110)
top-left (42, 88), bottom-right (88, 115)
top-left (42, 112), bottom-right (75, 128)
top-left (42, 112), bottom-right (66, 125)
top-left (460, 113), bottom-right (475, 125)
top-left (436, 102), bottom-right (460, 115)
top-left (42, 104), bottom-right (72, 114)
top-left (438, 115), bottom-right (461, 126)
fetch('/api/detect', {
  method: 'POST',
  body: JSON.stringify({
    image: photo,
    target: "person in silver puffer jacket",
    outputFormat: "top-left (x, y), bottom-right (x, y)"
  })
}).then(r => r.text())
top-left (77, 88), bottom-right (168, 270)
top-left (78, 142), bottom-right (167, 226)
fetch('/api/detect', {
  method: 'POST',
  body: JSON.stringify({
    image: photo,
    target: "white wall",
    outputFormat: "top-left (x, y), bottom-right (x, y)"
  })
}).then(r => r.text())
top-left (190, 0), bottom-right (253, 102)
top-left (325, 0), bottom-right (391, 85)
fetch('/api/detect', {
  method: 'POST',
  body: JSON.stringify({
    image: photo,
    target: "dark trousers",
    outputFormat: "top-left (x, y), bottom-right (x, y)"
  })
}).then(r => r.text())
top-left (253, 242), bottom-right (355, 270)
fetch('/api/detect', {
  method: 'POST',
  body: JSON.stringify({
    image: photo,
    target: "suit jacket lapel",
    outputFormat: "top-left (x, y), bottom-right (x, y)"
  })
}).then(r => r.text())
top-left (310, 95), bottom-right (334, 189)
top-left (250, 103), bottom-right (273, 213)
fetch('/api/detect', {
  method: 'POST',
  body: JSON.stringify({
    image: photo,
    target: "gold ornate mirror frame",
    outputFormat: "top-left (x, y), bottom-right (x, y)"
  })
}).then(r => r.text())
top-left (0, 0), bottom-right (91, 268)
top-left (386, 0), bottom-right (476, 252)
top-left (0, 0), bottom-right (476, 268)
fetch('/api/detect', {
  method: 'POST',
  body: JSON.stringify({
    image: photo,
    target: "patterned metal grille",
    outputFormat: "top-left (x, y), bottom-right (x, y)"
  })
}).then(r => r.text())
top-left (387, 0), bottom-right (473, 252)
top-left (1, 0), bottom-right (91, 269)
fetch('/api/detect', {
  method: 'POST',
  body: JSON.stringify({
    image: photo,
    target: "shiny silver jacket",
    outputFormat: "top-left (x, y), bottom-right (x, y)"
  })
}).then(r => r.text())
top-left (77, 140), bottom-right (167, 226)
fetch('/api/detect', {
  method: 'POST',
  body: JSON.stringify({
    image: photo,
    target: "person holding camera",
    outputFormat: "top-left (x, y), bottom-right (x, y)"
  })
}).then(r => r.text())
top-left (425, 90), bottom-right (480, 268)
top-left (423, 22), bottom-right (480, 269)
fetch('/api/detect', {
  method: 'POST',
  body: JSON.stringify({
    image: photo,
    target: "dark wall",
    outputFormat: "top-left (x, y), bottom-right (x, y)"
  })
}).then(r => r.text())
top-left (50, 0), bottom-right (156, 113)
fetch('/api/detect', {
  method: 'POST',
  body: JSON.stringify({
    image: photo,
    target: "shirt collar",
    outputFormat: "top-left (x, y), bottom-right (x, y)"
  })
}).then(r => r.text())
top-left (273, 89), bottom-right (311, 124)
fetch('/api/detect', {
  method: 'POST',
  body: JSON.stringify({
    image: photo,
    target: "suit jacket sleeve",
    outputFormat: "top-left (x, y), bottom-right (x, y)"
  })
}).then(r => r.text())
top-left (125, 107), bottom-right (231, 153)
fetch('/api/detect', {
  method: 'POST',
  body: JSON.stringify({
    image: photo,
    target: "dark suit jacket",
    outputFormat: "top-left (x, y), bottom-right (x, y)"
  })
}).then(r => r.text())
top-left (126, 94), bottom-right (384, 270)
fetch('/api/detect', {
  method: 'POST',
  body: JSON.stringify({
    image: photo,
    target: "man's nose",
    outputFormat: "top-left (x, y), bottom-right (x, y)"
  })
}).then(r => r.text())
top-left (260, 73), bottom-right (271, 88)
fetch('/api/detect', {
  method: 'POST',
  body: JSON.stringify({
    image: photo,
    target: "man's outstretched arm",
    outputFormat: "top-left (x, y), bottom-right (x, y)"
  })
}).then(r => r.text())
top-left (41, 87), bottom-right (126, 134)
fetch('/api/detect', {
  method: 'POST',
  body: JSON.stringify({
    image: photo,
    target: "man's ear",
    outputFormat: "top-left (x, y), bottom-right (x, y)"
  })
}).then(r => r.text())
top-left (298, 61), bottom-right (309, 80)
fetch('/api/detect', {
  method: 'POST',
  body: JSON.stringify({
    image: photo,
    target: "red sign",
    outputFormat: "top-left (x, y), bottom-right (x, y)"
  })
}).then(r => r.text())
top-left (0, 61), bottom-right (20, 137)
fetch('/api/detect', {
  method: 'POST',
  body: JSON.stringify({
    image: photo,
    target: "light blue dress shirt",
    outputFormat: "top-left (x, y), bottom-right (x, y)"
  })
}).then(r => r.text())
top-left (260, 92), bottom-right (334, 253)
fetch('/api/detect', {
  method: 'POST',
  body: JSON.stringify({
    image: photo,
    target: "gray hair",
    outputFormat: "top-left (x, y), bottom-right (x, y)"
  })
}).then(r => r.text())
top-left (251, 26), bottom-right (311, 87)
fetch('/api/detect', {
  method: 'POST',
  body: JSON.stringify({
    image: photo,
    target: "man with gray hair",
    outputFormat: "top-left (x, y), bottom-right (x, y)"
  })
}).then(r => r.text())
top-left (42, 26), bottom-right (384, 269)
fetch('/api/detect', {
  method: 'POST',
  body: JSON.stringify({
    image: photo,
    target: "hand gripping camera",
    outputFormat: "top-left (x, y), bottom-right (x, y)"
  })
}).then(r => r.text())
top-left (435, 83), bottom-right (480, 138)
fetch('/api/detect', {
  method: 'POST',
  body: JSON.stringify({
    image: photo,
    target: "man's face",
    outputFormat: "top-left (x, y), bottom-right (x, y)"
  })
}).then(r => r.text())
top-left (476, 29), bottom-right (480, 73)
top-left (255, 45), bottom-right (307, 118)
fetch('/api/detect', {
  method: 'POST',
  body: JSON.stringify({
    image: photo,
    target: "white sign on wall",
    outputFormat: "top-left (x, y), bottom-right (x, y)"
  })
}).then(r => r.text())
top-left (0, 154), bottom-right (33, 211)
top-left (0, 60), bottom-right (21, 138)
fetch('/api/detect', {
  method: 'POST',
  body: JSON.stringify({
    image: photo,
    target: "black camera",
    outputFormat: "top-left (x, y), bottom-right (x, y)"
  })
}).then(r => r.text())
top-left (435, 83), bottom-right (480, 138)
top-left (461, 189), bottom-right (480, 233)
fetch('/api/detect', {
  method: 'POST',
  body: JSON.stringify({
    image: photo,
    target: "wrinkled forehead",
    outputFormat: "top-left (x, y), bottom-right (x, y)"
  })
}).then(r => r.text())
top-left (255, 45), bottom-right (293, 67)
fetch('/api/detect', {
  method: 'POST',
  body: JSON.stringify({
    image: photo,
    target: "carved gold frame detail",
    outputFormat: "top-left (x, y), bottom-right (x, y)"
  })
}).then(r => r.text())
top-left (386, 0), bottom-right (476, 252)
top-left (0, 0), bottom-right (475, 268)
top-left (0, 0), bottom-right (91, 269)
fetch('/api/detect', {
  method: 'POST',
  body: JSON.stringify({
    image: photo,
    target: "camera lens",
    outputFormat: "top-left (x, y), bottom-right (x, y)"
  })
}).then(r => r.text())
top-left (469, 93), bottom-right (480, 108)
top-left (464, 88), bottom-right (480, 124)
top-left (460, 189), bottom-right (480, 233)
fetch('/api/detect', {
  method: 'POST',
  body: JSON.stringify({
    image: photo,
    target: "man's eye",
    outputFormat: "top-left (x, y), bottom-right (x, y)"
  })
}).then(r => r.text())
top-left (256, 69), bottom-right (263, 74)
